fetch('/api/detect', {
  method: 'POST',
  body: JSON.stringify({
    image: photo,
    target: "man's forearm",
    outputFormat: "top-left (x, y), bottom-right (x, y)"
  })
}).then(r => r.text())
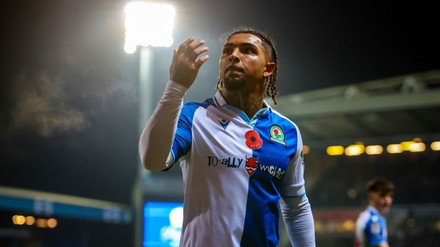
top-left (138, 80), bottom-right (187, 171)
top-left (280, 195), bottom-right (316, 247)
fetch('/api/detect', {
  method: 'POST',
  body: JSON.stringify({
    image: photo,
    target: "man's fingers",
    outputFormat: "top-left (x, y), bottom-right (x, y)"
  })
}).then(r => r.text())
top-left (176, 37), bottom-right (209, 64)
top-left (170, 37), bottom-right (209, 86)
top-left (193, 45), bottom-right (209, 57)
top-left (195, 55), bottom-right (209, 69)
top-left (175, 38), bottom-right (194, 57)
top-left (187, 39), bottom-right (206, 50)
top-left (188, 40), bottom-right (208, 64)
top-left (178, 37), bottom-right (195, 51)
top-left (176, 38), bottom-right (208, 60)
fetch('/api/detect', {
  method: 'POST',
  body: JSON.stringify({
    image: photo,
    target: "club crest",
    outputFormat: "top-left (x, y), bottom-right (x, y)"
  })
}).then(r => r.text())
top-left (270, 125), bottom-right (285, 145)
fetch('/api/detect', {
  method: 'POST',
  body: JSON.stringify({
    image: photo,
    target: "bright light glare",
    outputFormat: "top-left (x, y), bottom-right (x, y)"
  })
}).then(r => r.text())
top-left (400, 141), bottom-right (415, 151)
top-left (387, 144), bottom-right (403, 154)
top-left (341, 219), bottom-right (356, 231)
top-left (12, 215), bottom-right (26, 225)
top-left (365, 145), bottom-right (383, 155)
top-left (303, 145), bottom-right (310, 155)
top-left (345, 143), bottom-right (365, 156)
top-left (36, 218), bottom-right (47, 228)
top-left (124, 2), bottom-right (175, 53)
top-left (47, 218), bottom-right (58, 228)
top-left (326, 145), bottom-right (344, 156)
top-left (431, 141), bottom-right (440, 151)
top-left (26, 216), bottom-right (35, 225)
top-left (409, 142), bottom-right (426, 152)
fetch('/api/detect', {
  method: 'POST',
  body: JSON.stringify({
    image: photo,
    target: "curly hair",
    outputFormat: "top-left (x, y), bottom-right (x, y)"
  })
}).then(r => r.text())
top-left (217, 27), bottom-right (280, 105)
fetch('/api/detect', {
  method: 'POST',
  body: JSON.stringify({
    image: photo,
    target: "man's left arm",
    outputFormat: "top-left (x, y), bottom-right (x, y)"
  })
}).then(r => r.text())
top-left (280, 126), bottom-right (316, 246)
top-left (280, 195), bottom-right (316, 247)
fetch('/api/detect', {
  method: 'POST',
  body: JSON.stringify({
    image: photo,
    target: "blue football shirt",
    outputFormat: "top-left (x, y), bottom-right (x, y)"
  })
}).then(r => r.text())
top-left (168, 91), bottom-right (306, 247)
top-left (355, 206), bottom-right (388, 247)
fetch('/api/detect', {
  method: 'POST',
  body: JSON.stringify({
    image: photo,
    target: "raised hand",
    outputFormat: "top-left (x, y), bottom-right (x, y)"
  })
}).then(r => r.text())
top-left (169, 37), bottom-right (209, 89)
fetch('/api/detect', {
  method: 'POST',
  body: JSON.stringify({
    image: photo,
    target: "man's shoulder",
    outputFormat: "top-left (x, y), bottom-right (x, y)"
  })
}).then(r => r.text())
top-left (268, 108), bottom-right (299, 129)
top-left (180, 98), bottom-right (216, 119)
top-left (356, 208), bottom-right (374, 224)
top-left (184, 97), bottom-right (215, 108)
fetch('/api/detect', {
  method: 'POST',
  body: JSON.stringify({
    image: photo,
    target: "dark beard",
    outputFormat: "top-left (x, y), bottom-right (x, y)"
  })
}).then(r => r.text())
top-left (222, 77), bottom-right (245, 91)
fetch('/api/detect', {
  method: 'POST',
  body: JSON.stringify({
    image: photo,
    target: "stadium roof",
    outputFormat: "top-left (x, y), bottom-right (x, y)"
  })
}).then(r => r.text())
top-left (271, 69), bottom-right (440, 149)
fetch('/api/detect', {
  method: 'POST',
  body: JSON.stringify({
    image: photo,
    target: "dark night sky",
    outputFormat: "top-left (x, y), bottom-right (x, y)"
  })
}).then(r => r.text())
top-left (1, 1), bottom-right (439, 205)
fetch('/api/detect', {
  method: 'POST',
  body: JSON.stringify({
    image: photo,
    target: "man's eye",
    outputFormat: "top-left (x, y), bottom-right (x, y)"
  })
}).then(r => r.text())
top-left (243, 48), bottom-right (255, 54)
top-left (222, 48), bottom-right (231, 54)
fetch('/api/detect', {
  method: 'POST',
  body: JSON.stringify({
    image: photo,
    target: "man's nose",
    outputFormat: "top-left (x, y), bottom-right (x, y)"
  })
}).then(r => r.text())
top-left (229, 49), bottom-right (240, 62)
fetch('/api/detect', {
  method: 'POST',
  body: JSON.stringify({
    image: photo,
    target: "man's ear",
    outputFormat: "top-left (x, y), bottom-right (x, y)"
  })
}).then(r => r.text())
top-left (263, 62), bottom-right (276, 77)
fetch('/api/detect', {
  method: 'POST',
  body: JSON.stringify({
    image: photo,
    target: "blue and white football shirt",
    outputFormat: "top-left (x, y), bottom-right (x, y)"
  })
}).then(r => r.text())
top-left (355, 206), bottom-right (388, 247)
top-left (168, 91), bottom-right (306, 246)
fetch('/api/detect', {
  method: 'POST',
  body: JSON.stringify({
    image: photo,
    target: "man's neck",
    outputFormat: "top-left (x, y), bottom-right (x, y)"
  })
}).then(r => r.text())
top-left (220, 90), bottom-right (265, 119)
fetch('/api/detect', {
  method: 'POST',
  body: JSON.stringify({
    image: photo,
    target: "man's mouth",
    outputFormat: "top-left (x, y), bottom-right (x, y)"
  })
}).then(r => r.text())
top-left (226, 65), bottom-right (244, 73)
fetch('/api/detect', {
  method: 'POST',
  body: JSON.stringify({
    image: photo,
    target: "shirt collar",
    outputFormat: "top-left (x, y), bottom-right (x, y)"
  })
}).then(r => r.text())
top-left (213, 91), bottom-right (272, 112)
top-left (213, 91), bottom-right (272, 123)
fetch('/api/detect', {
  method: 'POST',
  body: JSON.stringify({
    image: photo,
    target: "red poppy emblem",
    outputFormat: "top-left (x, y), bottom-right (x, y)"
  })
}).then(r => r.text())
top-left (245, 157), bottom-right (258, 176)
top-left (245, 130), bottom-right (263, 150)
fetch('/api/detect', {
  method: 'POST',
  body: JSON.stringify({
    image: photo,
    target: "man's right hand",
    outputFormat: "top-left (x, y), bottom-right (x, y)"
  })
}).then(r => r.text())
top-left (169, 37), bottom-right (209, 89)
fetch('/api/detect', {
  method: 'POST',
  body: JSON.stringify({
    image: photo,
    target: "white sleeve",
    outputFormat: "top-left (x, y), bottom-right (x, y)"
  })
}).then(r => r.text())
top-left (138, 80), bottom-right (187, 171)
top-left (280, 195), bottom-right (316, 247)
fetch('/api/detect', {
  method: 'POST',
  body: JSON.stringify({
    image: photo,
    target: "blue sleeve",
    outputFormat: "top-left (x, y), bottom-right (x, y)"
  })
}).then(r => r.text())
top-left (171, 102), bottom-right (198, 161)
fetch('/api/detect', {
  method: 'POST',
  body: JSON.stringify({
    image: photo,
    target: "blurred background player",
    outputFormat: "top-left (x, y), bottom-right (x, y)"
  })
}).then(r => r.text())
top-left (355, 177), bottom-right (395, 247)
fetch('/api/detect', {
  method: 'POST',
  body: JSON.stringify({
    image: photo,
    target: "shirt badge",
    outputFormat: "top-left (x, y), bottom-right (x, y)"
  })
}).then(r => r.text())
top-left (245, 130), bottom-right (263, 150)
top-left (245, 157), bottom-right (258, 176)
top-left (370, 221), bottom-right (381, 235)
top-left (270, 125), bottom-right (285, 145)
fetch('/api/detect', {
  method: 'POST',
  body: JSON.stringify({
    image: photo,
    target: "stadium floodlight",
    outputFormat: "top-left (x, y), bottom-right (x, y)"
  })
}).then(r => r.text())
top-left (124, 3), bottom-right (176, 247)
top-left (124, 1), bottom-right (175, 54)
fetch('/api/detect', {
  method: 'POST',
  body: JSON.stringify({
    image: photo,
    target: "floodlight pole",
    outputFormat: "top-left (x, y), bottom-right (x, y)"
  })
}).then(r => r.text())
top-left (133, 46), bottom-right (154, 247)
top-left (124, 2), bottom-right (175, 246)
